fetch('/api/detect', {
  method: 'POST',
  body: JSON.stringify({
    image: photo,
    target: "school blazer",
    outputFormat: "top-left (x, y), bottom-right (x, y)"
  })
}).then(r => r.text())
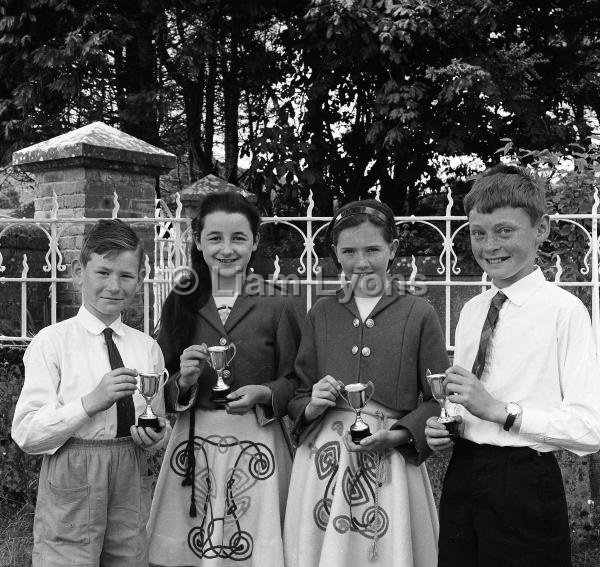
top-left (288, 286), bottom-right (449, 465)
top-left (162, 286), bottom-right (301, 419)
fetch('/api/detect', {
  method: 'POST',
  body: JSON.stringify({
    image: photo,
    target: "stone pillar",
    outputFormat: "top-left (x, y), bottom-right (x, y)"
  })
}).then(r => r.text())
top-left (12, 122), bottom-right (176, 325)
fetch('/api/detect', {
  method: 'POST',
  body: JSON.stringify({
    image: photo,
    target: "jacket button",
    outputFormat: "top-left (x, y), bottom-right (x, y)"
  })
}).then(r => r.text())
top-left (223, 369), bottom-right (231, 379)
top-left (365, 318), bottom-right (374, 328)
top-left (351, 345), bottom-right (359, 355)
top-left (219, 337), bottom-right (227, 346)
top-left (353, 318), bottom-right (360, 327)
top-left (361, 347), bottom-right (371, 357)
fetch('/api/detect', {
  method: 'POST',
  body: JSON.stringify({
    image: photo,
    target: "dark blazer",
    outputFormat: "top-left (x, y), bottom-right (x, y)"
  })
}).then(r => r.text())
top-left (288, 285), bottom-right (449, 465)
top-left (161, 284), bottom-right (301, 418)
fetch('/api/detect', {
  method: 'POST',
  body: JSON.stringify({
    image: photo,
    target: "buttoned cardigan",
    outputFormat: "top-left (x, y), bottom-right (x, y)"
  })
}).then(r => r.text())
top-left (288, 286), bottom-right (449, 464)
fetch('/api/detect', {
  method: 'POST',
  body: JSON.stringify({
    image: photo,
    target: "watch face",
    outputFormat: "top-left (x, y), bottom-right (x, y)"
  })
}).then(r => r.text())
top-left (506, 403), bottom-right (522, 416)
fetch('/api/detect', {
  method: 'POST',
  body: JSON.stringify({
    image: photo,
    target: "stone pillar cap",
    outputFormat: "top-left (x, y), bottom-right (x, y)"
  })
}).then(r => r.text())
top-left (12, 121), bottom-right (176, 175)
top-left (176, 174), bottom-right (257, 203)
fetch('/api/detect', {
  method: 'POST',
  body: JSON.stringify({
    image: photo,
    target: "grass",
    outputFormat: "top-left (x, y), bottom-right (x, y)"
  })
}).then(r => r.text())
top-left (0, 501), bottom-right (33, 567)
top-left (0, 500), bottom-right (598, 567)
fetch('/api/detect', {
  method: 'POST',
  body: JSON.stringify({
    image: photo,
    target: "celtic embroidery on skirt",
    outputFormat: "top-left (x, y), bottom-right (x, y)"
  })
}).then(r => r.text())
top-left (170, 435), bottom-right (275, 561)
top-left (312, 441), bottom-right (389, 539)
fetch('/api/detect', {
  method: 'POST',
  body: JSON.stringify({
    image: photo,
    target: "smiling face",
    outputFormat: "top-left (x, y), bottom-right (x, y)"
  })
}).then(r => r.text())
top-left (73, 250), bottom-right (144, 325)
top-left (468, 206), bottom-right (549, 288)
top-left (197, 211), bottom-right (258, 292)
top-left (334, 220), bottom-right (398, 297)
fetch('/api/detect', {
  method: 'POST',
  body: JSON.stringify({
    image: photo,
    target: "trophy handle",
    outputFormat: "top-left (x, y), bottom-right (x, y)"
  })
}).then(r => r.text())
top-left (364, 381), bottom-right (375, 404)
top-left (339, 385), bottom-right (349, 406)
top-left (159, 369), bottom-right (169, 391)
top-left (226, 342), bottom-right (237, 365)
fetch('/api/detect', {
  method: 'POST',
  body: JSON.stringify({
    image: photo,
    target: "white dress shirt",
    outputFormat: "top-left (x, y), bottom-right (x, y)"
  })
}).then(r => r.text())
top-left (453, 267), bottom-right (600, 455)
top-left (12, 306), bottom-right (165, 455)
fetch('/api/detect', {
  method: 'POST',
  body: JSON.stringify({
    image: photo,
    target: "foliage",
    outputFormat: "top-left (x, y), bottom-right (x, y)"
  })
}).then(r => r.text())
top-left (250, 0), bottom-right (600, 214)
top-left (0, 347), bottom-right (41, 512)
top-left (1, 0), bottom-right (600, 211)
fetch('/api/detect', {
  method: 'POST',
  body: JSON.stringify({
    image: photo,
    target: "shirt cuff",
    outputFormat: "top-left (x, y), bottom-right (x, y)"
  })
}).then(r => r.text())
top-left (519, 407), bottom-right (549, 441)
top-left (174, 380), bottom-right (198, 411)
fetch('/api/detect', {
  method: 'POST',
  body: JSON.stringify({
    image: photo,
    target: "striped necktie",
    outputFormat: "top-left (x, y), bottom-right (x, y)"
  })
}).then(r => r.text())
top-left (471, 291), bottom-right (507, 378)
top-left (103, 328), bottom-right (135, 437)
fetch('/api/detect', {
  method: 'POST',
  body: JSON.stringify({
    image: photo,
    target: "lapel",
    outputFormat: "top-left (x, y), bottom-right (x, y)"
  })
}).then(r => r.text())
top-left (197, 298), bottom-right (225, 335)
top-left (335, 283), bottom-right (402, 319)
top-left (336, 286), bottom-right (360, 318)
top-left (369, 287), bottom-right (402, 318)
top-left (224, 294), bottom-right (255, 333)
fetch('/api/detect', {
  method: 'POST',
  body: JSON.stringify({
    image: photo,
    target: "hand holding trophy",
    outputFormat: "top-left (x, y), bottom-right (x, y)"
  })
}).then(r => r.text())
top-left (426, 369), bottom-right (459, 439)
top-left (340, 381), bottom-right (375, 443)
top-left (137, 369), bottom-right (169, 432)
top-left (208, 343), bottom-right (237, 406)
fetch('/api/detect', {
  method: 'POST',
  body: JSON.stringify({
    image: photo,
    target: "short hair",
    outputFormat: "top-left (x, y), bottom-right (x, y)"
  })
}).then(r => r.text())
top-left (464, 164), bottom-right (546, 225)
top-left (80, 219), bottom-right (144, 267)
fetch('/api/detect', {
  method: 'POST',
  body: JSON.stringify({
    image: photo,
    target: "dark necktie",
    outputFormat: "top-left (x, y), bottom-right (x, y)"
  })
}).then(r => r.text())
top-left (471, 291), bottom-right (508, 378)
top-left (103, 328), bottom-right (135, 437)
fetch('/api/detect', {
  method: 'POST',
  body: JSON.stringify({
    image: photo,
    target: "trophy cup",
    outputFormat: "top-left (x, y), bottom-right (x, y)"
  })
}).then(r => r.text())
top-left (137, 369), bottom-right (168, 431)
top-left (426, 370), bottom-right (459, 439)
top-left (208, 343), bottom-right (237, 406)
top-left (340, 381), bottom-right (375, 443)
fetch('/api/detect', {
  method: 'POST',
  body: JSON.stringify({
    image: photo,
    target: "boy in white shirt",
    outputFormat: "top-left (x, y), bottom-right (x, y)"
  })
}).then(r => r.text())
top-left (425, 165), bottom-right (600, 567)
top-left (12, 219), bottom-right (168, 567)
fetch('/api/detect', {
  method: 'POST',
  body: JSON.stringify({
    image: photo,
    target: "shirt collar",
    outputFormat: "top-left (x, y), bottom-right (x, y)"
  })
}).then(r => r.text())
top-left (491, 266), bottom-right (545, 307)
top-left (76, 305), bottom-right (125, 336)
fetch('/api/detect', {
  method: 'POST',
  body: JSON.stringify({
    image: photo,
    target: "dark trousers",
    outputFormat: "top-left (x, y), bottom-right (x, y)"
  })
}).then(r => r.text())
top-left (438, 438), bottom-right (571, 567)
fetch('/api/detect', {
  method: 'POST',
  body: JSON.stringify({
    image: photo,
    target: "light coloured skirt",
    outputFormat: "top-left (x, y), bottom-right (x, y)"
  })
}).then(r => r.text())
top-left (148, 408), bottom-right (292, 567)
top-left (284, 399), bottom-right (439, 567)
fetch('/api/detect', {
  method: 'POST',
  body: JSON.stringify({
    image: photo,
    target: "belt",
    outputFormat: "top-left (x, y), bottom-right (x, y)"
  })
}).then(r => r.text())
top-left (454, 437), bottom-right (553, 459)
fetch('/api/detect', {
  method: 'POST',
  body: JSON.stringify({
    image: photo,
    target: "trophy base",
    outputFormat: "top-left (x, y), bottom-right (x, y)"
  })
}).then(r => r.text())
top-left (350, 426), bottom-right (371, 444)
top-left (439, 416), bottom-right (460, 439)
top-left (138, 416), bottom-right (161, 432)
top-left (210, 387), bottom-right (231, 407)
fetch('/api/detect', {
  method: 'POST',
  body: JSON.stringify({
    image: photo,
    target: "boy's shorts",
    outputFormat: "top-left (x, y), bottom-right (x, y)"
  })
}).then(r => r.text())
top-left (32, 436), bottom-right (151, 567)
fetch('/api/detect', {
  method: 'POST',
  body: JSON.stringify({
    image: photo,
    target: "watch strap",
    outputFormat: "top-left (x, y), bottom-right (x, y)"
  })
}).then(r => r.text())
top-left (503, 413), bottom-right (517, 432)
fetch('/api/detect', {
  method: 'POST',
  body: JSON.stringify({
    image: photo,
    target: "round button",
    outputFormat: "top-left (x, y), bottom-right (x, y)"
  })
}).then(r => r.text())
top-left (361, 347), bottom-right (371, 357)
top-left (223, 369), bottom-right (231, 379)
top-left (365, 318), bottom-right (374, 328)
top-left (219, 337), bottom-right (227, 346)
top-left (353, 318), bottom-right (360, 327)
top-left (351, 345), bottom-right (359, 355)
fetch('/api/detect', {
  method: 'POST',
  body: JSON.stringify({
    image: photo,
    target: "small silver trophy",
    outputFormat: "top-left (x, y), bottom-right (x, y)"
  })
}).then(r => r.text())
top-left (340, 381), bottom-right (375, 443)
top-left (208, 343), bottom-right (237, 406)
top-left (137, 369), bottom-right (168, 431)
top-left (426, 370), bottom-right (459, 439)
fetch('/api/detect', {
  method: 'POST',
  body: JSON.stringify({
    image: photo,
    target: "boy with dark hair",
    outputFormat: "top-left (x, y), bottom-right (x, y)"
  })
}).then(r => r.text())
top-left (12, 219), bottom-right (168, 567)
top-left (426, 165), bottom-right (600, 567)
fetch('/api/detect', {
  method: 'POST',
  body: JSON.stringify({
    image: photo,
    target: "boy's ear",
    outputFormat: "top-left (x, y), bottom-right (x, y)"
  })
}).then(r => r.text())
top-left (71, 259), bottom-right (83, 286)
top-left (136, 266), bottom-right (146, 291)
top-left (536, 214), bottom-right (551, 242)
top-left (252, 234), bottom-right (260, 252)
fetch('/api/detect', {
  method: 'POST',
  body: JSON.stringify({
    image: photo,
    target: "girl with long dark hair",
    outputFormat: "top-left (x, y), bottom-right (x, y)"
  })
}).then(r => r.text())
top-left (148, 192), bottom-right (300, 566)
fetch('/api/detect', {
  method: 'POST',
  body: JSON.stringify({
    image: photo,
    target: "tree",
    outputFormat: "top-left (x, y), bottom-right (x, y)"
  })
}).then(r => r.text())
top-left (250, 0), bottom-right (600, 214)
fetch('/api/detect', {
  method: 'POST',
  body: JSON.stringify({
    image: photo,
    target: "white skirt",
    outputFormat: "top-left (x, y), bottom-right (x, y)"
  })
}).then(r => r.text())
top-left (284, 400), bottom-right (439, 567)
top-left (148, 408), bottom-right (292, 567)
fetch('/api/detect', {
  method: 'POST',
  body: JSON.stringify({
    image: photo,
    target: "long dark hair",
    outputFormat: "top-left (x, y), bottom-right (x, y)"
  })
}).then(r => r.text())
top-left (157, 192), bottom-right (260, 373)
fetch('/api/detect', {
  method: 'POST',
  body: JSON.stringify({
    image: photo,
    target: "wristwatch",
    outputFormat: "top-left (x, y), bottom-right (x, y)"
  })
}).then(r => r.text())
top-left (503, 402), bottom-right (522, 431)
